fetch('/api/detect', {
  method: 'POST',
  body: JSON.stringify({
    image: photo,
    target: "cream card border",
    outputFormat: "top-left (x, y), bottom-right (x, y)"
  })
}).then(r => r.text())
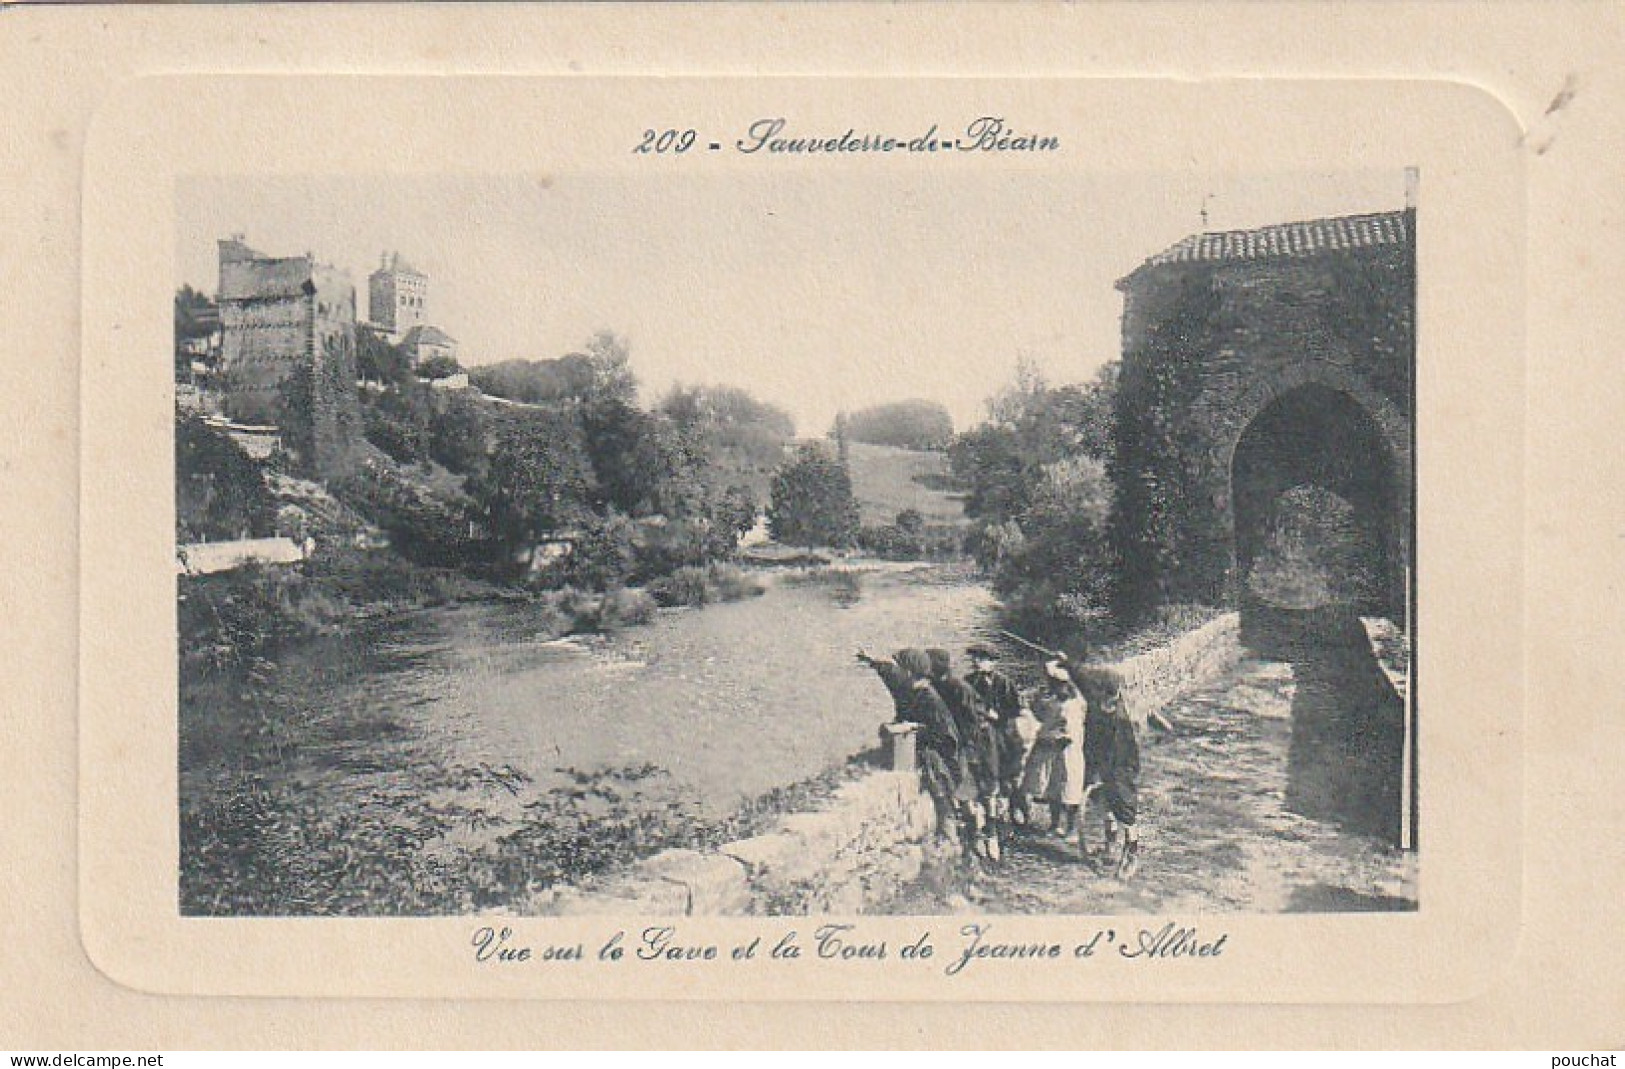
top-left (79, 74), bottom-right (1519, 1005)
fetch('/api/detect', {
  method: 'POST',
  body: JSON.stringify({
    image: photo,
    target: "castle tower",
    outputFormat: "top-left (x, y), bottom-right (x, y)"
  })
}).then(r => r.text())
top-left (217, 236), bottom-right (360, 478)
top-left (367, 251), bottom-right (428, 342)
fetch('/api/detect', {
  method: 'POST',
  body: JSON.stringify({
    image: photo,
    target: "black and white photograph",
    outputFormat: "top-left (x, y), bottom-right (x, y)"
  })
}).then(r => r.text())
top-left (173, 168), bottom-right (1418, 920)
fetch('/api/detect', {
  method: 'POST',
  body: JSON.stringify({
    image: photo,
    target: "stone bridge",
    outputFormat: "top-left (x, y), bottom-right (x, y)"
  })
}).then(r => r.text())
top-left (1111, 209), bottom-right (1414, 632)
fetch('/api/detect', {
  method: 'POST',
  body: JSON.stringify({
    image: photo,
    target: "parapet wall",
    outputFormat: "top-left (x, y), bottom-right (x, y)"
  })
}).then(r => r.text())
top-left (532, 771), bottom-right (950, 917)
top-left (1111, 612), bottom-right (1242, 727)
top-left (530, 612), bottom-right (1242, 917)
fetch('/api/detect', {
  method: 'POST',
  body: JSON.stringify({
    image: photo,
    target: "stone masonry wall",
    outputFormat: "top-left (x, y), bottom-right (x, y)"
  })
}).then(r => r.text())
top-left (527, 613), bottom-right (1242, 917)
top-left (1111, 612), bottom-right (1241, 728)
top-left (1111, 227), bottom-right (1414, 622)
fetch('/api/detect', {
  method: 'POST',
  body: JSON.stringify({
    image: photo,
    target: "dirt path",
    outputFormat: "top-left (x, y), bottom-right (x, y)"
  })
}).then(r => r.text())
top-left (881, 657), bottom-right (1418, 915)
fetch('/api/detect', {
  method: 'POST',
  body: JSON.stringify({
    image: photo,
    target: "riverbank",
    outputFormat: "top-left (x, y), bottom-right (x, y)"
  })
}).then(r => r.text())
top-left (177, 544), bottom-right (777, 686)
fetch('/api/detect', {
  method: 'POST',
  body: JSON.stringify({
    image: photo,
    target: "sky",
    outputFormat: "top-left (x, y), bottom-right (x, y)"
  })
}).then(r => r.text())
top-left (178, 170), bottom-right (1406, 436)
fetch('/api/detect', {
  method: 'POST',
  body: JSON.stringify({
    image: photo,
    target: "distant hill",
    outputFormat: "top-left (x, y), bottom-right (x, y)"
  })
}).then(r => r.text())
top-left (843, 440), bottom-right (968, 528)
top-left (842, 399), bottom-right (954, 451)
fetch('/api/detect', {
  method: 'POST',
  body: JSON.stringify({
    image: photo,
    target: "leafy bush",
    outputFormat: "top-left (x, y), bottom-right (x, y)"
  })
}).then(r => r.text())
top-left (768, 443), bottom-right (860, 549)
top-left (646, 563), bottom-right (765, 608)
top-left (428, 391), bottom-right (486, 474)
top-left (856, 520), bottom-right (963, 561)
top-left (465, 408), bottom-right (597, 554)
top-left (856, 523), bottom-right (922, 560)
top-left (178, 564), bottom-right (347, 679)
top-left (648, 565), bottom-right (712, 608)
top-left (596, 587), bottom-right (657, 630)
top-left (356, 325), bottom-right (412, 386)
top-left (176, 411), bottom-right (276, 542)
top-left (416, 354), bottom-right (464, 381)
top-left (332, 459), bottom-right (488, 567)
top-left (551, 511), bottom-right (638, 591)
top-left (706, 563), bottom-right (765, 601)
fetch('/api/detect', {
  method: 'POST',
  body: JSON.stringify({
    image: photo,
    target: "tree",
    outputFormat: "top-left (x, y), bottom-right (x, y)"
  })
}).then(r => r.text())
top-left (657, 383), bottom-right (795, 499)
top-left (362, 382), bottom-right (432, 464)
top-left (356, 325), bottom-right (412, 386)
top-left (948, 423), bottom-right (1028, 521)
top-left (175, 410), bottom-right (275, 542)
top-left (583, 330), bottom-right (637, 406)
top-left (174, 285), bottom-right (217, 380)
top-left (275, 361), bottom-right (316, 474)
top-left (416, 354), bottom-right (464, 381)
top-left (429, 391), bottom-right (487, 474)
top-left (988, 454), bottom-right (1116, 637)
top-left (580, 398), bottom-right (685, 517)
top-left (950, 358), bottom-right (1123, 641)
top-left (950, 359), bottom-right (1118, 524)
top-left (466, 409), bottom-right (597, 551)
top-left (767, 443), bottom-right (860, 549)
top-left (841, 399), bottom-right (955, 451)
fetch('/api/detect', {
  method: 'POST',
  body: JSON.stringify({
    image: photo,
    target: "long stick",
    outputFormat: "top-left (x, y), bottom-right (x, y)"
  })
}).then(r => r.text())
top-left (997, 628), bottom-right (1062, 660)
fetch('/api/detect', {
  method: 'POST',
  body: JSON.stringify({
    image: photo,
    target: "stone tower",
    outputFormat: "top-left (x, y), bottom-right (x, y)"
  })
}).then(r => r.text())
top-left (367, 251), bottom-right (428, 342)
top-left (1110, 210), bottom-right (1415, 627)
top-left (217, 236), bottom-right (361, 478)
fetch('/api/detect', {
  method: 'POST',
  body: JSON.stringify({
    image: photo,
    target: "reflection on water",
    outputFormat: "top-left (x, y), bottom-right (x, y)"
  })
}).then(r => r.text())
top-left (1246, 601), bottom-right (1406, 843)
top-left (188, 563), bottom-right (997, 819)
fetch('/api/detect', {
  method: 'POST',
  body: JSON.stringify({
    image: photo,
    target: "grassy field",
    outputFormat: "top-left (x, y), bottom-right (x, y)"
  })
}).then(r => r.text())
top-left (844, 440), bottom-right (969, 528)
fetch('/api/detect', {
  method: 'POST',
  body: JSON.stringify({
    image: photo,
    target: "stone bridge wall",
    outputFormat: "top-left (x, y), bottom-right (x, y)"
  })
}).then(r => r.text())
top-left (530, 613), bottom-right (1243, 917)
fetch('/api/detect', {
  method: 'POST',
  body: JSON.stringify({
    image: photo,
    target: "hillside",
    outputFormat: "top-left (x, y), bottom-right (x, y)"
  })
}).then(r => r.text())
top-left (843, 440), bottom-right (968, 528)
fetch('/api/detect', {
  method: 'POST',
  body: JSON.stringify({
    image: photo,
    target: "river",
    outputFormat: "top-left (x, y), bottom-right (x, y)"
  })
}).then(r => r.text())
top-left (341, 562), bottom-right (997, 810)
top-left (180, 560), bottom-right (998, 912)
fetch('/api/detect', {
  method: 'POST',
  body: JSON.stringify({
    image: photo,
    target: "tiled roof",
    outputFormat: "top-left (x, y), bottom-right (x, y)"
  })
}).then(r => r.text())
top-left (1135, 210), bottom-right (1412, 270)
top-left (403, 325), bottom-right (457, 347)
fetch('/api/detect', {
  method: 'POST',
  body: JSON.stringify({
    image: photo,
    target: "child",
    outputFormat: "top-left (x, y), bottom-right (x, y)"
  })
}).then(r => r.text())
top-left (1022, 660), bottom-right (1088, 838)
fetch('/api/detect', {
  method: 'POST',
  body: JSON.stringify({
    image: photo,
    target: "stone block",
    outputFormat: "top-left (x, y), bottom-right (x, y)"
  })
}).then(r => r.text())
top-left (637, 849), bottom-right (751, 915)
top-left (780, 810), bottom-right (850, 856)
top-left (882, 722), bottom-right (919, 772)
top-left (833, 775), bottom-right (901, 828)
top-left (877, 770), bottom-right (924, 812)
top-left (547, 878), bottom-right (689, 916)
top-left (718, 832), bottom-right (804, 879)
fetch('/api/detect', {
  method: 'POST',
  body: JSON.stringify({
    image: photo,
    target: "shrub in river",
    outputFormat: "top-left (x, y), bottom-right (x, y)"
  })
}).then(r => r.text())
top-left (596, 587), bottom-right (657, 630)
top-left (304, 545), bottom-right (471, 609)
top-left (553, 585), bottom-right (601, 631)
top-left (706, 563), bottom-right (765, 601)
top-left (179, 564), bottom-right (348, 679)
top-left (647, 564), bottom-right (764, 608)
top-left (648, 565), bottom-right (711, 608)
top-left (528, 593), bottom-right (572, 639)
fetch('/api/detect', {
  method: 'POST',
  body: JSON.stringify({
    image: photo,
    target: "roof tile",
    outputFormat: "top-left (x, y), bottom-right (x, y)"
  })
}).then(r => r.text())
top-left (1138, 210), bottom-right (1411, 270)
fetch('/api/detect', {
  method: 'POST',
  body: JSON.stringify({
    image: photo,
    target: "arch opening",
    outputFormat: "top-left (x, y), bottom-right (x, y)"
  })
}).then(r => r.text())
top-left (1231, 383), bottom-right (1403, 625)
top-left (1230, 382), bottom-right (1409, 844)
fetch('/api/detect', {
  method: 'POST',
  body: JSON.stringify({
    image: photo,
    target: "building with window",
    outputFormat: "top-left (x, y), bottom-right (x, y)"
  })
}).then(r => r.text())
top-left (367, 251), bottom-right (428, 343)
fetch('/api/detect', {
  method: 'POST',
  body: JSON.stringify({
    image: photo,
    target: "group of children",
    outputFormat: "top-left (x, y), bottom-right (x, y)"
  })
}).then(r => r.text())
top-left (857, 642), bottom-right (1151, 879)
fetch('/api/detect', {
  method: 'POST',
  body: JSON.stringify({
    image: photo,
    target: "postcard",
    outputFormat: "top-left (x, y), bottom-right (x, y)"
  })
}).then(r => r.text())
top-left (4, 1), bottom-right (1610, 1048)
